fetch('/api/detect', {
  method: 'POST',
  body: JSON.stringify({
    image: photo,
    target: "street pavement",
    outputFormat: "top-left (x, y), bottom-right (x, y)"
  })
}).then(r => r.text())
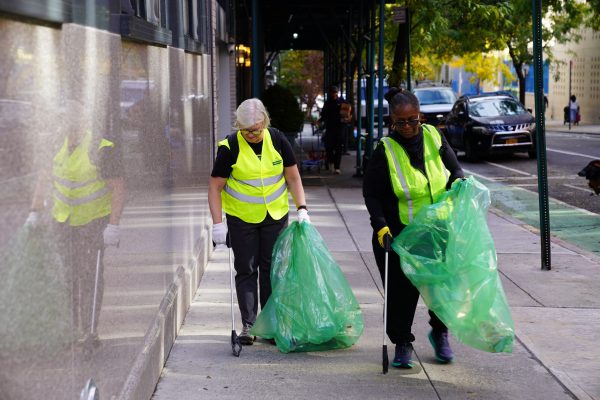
top-left (152, 124), bottom-right (600, 400)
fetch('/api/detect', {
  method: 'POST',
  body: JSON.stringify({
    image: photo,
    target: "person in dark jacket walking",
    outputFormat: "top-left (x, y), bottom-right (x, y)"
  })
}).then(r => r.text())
top-left (319, 85), bottom-right (347, 174)
top-left (363, 87), bottom-right (464, 368)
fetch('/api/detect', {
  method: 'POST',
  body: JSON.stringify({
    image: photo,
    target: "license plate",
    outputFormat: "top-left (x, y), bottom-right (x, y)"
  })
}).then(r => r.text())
top-left (506, 138), bottom-right (518, 144)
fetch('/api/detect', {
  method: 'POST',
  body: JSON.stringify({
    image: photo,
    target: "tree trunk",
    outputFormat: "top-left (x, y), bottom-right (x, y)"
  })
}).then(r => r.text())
top-left (390, 24), bottom-right (407, 87)
top-left (508, 43), bottom-right (526, 106)
top-left (518, 73), bottom-right (526, 106)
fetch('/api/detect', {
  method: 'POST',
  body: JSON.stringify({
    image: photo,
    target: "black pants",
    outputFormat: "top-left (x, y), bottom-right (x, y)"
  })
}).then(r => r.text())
top-left (325, 139), bottom-right (343, 169)
top-left (372, 234), bottom-right (447, 344)
top-left (227, 213), bottom-right (288, 327)
top-left (54, 217), bottom-right (107, 337)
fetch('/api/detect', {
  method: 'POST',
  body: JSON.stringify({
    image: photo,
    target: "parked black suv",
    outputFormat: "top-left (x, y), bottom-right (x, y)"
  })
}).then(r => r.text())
top-left (443, 93), bottom-right (536, 161)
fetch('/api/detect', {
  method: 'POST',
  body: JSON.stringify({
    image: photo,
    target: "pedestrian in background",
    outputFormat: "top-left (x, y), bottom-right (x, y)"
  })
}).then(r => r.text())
top-left (570, 95), bottom-right (580, 125)
top-left (26, 100), bottom-right (125, 349)
top-left (319, 85), bottom-right (346, 174)
top-left (208, 98), bottom-right (310, 345)
top-left (363, 87), bottom-right (464, 368)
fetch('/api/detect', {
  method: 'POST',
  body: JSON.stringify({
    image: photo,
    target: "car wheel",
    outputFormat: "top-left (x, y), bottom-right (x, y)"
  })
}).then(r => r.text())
top-left (464, 138), bottom-right (480, 162)
top-left (528, 147), bottom-right (537, 159)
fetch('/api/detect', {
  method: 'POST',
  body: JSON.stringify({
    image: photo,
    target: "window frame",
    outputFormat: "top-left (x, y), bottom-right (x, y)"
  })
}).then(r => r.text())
top-left (115, 0), bottom-right (172, 47)
top-left (168, 0), bottom-right (210, 54)
top-left (0, 0), bottom-right (72, 25)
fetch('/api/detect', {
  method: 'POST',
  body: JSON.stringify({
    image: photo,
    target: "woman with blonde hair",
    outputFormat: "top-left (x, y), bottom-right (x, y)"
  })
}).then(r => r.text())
top-left (208, 98), bottom-right (310, 344)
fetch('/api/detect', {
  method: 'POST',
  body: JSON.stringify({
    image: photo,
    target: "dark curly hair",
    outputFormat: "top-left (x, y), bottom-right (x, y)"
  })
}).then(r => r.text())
top-left (384, 87), bottom-right (420, 112)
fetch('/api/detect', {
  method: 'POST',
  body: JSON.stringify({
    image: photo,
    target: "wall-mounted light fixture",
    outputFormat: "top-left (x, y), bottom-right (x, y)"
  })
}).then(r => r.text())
top-left (227, 42), bottom-right (235, 55)
top-left (292, 32), bottom-right (298, 39)
top-left (236, 44), bottom-right (251, 68)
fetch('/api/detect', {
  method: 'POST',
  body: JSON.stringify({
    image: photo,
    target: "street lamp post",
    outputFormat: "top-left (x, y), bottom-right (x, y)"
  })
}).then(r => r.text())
top-left (568, 60), bottom-right (573, 131)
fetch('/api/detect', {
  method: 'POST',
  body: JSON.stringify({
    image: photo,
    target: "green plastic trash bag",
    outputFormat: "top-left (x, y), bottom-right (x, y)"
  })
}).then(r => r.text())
top-left (250, 221), bottom-right (364, 353)
top-left (0, 225), bottom-right (73, 358)
top-left (391, 176), bottom-right (514, 353)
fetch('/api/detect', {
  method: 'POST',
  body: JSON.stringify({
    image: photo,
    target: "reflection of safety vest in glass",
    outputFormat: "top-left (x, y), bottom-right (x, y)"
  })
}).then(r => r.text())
top-left (381, 124), bottom-right (450, 225)
top-left (219, 129), bottom-right (288, 223)
top-left (52, 131), bottom-right (113, 227)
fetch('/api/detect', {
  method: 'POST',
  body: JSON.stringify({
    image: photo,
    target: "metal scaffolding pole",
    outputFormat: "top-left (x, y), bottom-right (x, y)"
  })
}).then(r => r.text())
top-left (532, 0), bottom-right (551, 270)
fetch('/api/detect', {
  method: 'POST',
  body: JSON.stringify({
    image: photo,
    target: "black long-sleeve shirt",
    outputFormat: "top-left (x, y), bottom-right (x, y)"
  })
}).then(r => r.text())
top-left (362, 126), bottom-right (464, 236)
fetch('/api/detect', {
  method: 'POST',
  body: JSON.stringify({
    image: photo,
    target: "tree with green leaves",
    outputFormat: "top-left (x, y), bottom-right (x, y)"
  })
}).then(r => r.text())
top-left (450, 52), bottom-right (513, 93)
top-left (261, 84), bottom-right (304, 133)
top-left (277, 50), bottom-right (324, 119)
top-left (386, 1), bottom-right (513, 87)
top-left (502, 0), bottom-right (588, 104)
top-left (385, 1), bottom-right (596, 105)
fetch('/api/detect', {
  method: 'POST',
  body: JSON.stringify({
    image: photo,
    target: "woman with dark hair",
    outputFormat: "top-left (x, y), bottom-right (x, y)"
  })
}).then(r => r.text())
top-left (362, 87), bottom-right (464, 368)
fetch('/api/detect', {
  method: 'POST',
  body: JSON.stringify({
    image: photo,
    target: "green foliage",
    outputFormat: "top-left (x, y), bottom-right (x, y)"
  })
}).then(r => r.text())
top-left (451, 53), bottom-right (512, 86)
top-left (261, 84), bottom-right (304, 133)
top-left (385, 0), bottom-right (596, 103)
top-left (587, 0), bottom-right (600, 29)
top-left (278, 50), bottom-right (324, 118)
top-left (385, 1), bottom-right (513, 85)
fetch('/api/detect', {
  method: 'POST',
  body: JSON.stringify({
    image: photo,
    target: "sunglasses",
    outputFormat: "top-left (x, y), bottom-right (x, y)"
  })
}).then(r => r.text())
top-left (240, 128), bottom-right (263, 136)
top-left (390, 119), bottom-right (420, 130)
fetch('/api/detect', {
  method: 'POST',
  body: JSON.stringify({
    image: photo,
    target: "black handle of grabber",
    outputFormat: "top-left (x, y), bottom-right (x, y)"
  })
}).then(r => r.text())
top-left (383, 233), bottom-right (392, 253)
top-left (382, 231), bottom-right (391, 375)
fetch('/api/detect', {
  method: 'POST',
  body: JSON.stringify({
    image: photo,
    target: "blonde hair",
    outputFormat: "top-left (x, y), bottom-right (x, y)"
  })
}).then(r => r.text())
top-left (234, 98), bottom-right (270, 129)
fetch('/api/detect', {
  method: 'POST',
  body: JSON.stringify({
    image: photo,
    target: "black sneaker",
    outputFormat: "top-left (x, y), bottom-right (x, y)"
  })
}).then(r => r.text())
top-left (239, 325), bottom-right (255, 345)
top-left (428, 330), bottom-right (454, 363)
top-left (392, 343), bottom-right (414, 369)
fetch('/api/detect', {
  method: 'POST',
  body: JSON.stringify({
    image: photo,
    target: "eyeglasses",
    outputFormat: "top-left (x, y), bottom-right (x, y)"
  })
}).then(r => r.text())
top-left (390, 119), bottom-right (420, 130)
top-left (240, 128), bottom-right (263, 136)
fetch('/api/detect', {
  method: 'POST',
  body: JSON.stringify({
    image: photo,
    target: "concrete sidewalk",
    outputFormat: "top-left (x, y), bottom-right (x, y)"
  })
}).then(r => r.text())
top-left (152, 149), bottom-right (600, 400)
top-left (545, 120), bottom-right (600, 135)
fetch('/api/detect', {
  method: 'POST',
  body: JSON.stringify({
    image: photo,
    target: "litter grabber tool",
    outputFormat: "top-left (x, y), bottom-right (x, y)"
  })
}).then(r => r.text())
top-left (90, 249), bottom-right (102, 338)
top-left (227, 236), bottom-right (242, 357)
top-left (83, 249), bottom-right (102, 359)
top-left (382, 234), bottom-right (391, 374)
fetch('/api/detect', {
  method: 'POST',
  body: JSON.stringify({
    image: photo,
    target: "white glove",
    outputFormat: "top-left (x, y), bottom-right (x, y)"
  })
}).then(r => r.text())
top-left (24, 211), bottom-right (40, 227)
top-left (297, 209), bottom-right (311, 224)
top-left (212, 222), bottom-right (228, 245)
top-left (103, 224), bottom-right (121, 247)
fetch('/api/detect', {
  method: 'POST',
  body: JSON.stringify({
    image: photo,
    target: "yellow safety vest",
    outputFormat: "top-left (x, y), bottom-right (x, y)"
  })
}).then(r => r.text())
top-left (219, 129), bottom-right (288, 223)
top-left (381, 124), bottom-right (450, 225)
top-left (52, 131), bottom-right (114, 226)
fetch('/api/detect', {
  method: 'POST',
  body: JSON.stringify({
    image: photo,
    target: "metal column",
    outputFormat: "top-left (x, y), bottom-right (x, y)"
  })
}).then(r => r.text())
top-left (532, 0), bottom-right (551, 270)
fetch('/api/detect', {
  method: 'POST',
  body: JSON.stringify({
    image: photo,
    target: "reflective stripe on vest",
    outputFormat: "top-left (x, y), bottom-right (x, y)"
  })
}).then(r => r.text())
top-left (381, 124), bottom-right (449, 225)
top-left (220, 129), bottom-right (288, 223)
top-left (52, 131), bottom-right (113, 226)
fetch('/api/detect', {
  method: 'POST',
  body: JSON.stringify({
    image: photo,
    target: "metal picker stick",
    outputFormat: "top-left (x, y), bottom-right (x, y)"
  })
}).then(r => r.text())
top-left (382, 236), bottom-right (390, 374)
top-left (228, 237), bottom-right (242, 357)
top-left (91, 249), bottom-right (102, 336)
